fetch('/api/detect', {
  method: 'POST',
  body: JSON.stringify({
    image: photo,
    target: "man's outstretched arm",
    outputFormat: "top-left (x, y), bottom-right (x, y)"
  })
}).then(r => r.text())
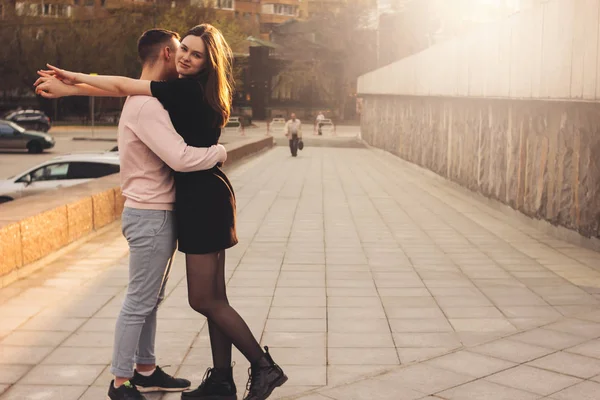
top-left (35, 76), bottom-right (124, 98)
top-left (136, 99), bottom-right (226, 172)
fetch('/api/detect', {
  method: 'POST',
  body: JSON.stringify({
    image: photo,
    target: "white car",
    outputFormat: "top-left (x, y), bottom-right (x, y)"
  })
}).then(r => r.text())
top-left (269, 118), bottom-right (286, 134)
top-left (0, 152), bottom-right (120, 204)
top-left (224, 116), bottom-right (242, 133)
top-left (317, 118), bottom-right (335, 134)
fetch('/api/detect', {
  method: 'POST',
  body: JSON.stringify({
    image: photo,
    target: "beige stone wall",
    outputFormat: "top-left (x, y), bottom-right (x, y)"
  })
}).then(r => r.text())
top-left (0, 174), bottom-right (124, 277)
top-left (359, 0), bottom-right (600, 101)
top-left (361, 96), bottom-right (600, 239)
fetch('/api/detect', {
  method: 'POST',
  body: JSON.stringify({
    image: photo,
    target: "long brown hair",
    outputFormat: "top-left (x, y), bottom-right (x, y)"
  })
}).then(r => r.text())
top-left (183, 24), bottom-right (233, 127)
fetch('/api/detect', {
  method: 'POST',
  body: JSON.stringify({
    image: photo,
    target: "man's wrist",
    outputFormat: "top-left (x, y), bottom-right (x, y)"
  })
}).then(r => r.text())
top-left (74, 72), bottom-right (86, 85)
top-left (67, 85), bottom-right (79, 95)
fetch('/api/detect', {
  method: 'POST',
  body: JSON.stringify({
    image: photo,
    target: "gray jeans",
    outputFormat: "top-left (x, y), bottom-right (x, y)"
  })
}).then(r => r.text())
top-left (111, 207), bottom-right (176, 378)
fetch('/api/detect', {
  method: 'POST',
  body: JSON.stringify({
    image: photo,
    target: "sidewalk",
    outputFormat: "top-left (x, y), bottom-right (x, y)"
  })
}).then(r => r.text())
top-left (1, 146), bottom-right (600, 399)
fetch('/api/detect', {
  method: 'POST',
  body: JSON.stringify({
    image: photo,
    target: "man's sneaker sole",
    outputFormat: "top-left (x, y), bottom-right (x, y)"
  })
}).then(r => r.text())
top-left (136, 385), bottom-right (191, 393)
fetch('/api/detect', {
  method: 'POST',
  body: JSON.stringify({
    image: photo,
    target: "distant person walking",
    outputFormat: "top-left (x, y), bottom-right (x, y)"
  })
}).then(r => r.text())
top-left (315, 111), bottom-right (325, 136)
top-left (284, 113), bottom-right (302, 157)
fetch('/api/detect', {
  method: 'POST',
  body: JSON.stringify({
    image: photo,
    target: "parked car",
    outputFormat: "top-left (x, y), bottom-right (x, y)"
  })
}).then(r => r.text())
top-left (4, 109), bottom-right (51, 132)
top-left (230, 114), bottom-right (251, 127)
top-left (225, 116), bottom-right (242, 129)
top-left (224, 117), bottom-right (244, 134)
top-left (319, 118), bottom-right (335, 134)
top-left (0, 152), bottom-right (120, 204)
top-left (269, 117), bottom-right (286, 134)
top-left (0, 120), bottom-right (55, 153)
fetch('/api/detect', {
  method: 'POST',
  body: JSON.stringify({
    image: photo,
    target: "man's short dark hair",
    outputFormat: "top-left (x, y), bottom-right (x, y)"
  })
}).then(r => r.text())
top-left (137, 29), bottom-right (181, 65)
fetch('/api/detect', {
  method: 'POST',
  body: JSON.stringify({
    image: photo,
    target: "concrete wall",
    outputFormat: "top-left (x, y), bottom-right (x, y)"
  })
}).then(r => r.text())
top-left (359, 0), bottom-right (600, 101)
top-left (358, 0), bottom-right (600, 239)
top-left (361, 97), bottom-right (600, 239)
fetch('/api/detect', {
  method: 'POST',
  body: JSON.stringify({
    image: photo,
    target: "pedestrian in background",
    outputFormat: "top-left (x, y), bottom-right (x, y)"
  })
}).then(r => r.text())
top-left (285, 113), bottom-right (302, 157)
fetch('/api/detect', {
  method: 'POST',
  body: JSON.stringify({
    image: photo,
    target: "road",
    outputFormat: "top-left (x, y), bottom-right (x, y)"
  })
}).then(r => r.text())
top-left (0, 128), bottom-right (116, 179)
top-left (0, 123), bottom-right (361, 180)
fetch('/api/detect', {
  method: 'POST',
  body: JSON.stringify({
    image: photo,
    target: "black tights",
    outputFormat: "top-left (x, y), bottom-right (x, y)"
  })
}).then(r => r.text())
top-left (186, 251), bottom-right (264, 368)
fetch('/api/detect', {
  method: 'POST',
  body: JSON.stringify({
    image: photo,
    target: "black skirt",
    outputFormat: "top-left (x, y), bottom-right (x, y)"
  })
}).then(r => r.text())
top-left (174, 166), bottom-right (238, 254)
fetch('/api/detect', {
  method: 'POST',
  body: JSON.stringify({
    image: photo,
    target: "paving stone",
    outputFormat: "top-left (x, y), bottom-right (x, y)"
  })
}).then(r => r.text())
top-left (565, 338), bottom-right (600, 359)
top-left (551, 381), bottom-right (600, 400)
top-left (328, 333), bottom-right (395, 348)
top-left (0, 345), bottom-right (54, 365)
top-left (328, 347), bottom-right (399, 365)
top-left (0, 384), bottom-right (88, 400)
top-left (0, 331), bottom-right (71, 347)
top-left (0, 365), bottom-right (32, 384)
top-left (470, 339), bottom-right (555, 363)
top-left (448, 318), bottom-right (517, 333)
top-left (527, 351), bottom-right (600, 378)
top-left (485, 365), bottom-right (582, 395)
top-left (20, 364), bottom-right (106, 385)
top-left (389, 318), bottom-right (453, 333)
top-left (322, 378), bottom-right (425, 400)
top-left (426, 351), bottom-right (516, 378)
top-left (376, 363), bottom-right (473, 394)
top-left (438, 379), bottom-right (540, 400)
top-left (509, 328), bottom-right (589, 350)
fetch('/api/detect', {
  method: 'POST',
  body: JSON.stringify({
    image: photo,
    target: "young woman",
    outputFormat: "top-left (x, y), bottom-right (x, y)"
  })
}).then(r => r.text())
top-left (37, 24), bottom-right (286, 400)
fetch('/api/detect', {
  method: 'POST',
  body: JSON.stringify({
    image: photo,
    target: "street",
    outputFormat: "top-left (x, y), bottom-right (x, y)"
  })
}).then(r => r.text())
top-left (0, 123), bottom-right (361, 180)
top-left (0, 128), bottom-right (117, 180)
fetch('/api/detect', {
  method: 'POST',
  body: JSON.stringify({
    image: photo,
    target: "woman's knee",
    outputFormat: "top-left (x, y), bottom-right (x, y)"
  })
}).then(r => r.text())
top-left (188, 296), bottom-right (218, 316)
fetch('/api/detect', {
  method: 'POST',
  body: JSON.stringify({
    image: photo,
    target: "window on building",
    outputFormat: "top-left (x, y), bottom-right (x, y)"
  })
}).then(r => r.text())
top-left (216, 0), bottom-right (233, 9)
top-left (27, 3), bottom-right (71, 17)
top-left (273, 3), bottom-right (297, 16)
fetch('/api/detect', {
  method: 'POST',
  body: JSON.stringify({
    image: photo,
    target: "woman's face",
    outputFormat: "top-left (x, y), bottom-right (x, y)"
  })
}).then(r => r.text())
top-left (176, 35), bottom-right (207, 77)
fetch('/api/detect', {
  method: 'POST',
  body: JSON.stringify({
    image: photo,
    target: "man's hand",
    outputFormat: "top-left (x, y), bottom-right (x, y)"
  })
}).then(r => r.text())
top-left (38, 64), bottom-right (81, 85)
top-left (37, 69), bottom-right (77, 86)
top-left (34, 76), bottom-right (75, 99)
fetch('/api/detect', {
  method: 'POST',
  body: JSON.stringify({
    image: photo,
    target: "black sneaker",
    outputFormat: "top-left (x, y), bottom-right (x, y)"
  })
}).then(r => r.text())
top-left (182, 367), bottom-right (237, 400)
top-left (131, 366), bottom-right (191, 393)
top-left (107, 380), bottom-right (146, 400)
top-left (243, 347), bottom-right (288, 400)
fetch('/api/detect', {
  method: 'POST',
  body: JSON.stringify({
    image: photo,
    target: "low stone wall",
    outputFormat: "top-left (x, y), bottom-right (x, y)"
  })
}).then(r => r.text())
top-left (361, 96), bottom-right (600, 239)
top-left (0, 136), bottom-right (273, 284)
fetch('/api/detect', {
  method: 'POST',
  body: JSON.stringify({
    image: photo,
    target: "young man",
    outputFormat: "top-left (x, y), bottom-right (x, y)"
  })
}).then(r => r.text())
top-left (35, 29), bottom-right (227, 400)
top-left (284, 113), bottom-right (302, 157)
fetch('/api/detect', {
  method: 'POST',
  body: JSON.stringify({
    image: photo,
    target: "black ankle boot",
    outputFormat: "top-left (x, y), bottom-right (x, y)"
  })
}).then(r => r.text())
top-left (182, 366), bottom-right (237, 400)
top-left (243, 347), bottom-right (288, 400)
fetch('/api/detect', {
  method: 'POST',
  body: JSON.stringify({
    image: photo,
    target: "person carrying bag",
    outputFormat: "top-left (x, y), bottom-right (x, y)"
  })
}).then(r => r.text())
top-left (284, 113), bottom-right (302, 157)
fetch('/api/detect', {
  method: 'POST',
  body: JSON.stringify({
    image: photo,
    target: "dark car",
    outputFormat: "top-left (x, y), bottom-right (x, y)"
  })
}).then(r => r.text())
top-left (0, 120), bottom-right (55, 153)
top-left (4, 109), bottom-right (52, 132)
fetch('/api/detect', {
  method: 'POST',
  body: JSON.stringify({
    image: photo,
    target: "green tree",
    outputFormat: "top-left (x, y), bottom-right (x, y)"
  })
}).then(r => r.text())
top-left (271, 0), bottom-right (378, 120)
top-left (0, 3), bottom-right (253, 118)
